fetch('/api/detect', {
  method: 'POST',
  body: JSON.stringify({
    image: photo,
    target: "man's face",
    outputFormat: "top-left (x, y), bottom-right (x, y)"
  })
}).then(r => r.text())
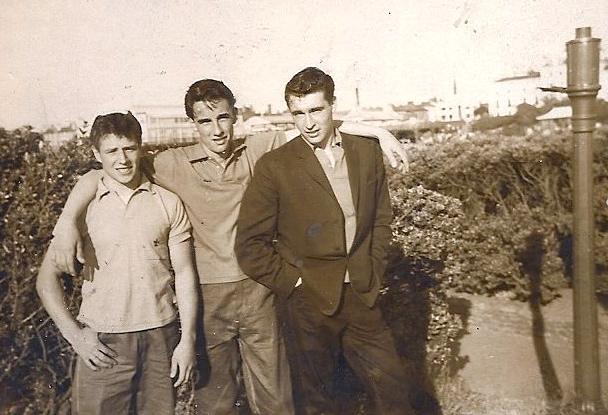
top-left (287, 91), bottom-right (334, 148)
top-left (192, 98), bottom-right (236, 157)
top-left (93, 134), bottom-right (141, 189)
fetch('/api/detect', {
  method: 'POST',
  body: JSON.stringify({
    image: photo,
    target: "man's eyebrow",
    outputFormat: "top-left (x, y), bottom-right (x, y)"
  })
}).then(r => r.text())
top-left (291, 109), bottom-right (304, 115)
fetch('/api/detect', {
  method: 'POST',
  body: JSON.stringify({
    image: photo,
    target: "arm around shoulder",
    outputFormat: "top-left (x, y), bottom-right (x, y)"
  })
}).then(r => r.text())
top-left (54, 169), bottom-right (101, 230)
top-left (338, 121), bottom-right (409, 170)
top-left (51, 169), bottom-right (101, 275)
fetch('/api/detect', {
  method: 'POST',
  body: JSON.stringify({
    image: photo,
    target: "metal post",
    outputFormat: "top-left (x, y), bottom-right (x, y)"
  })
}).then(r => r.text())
top-left (568, 26), bottom-right (603, 413)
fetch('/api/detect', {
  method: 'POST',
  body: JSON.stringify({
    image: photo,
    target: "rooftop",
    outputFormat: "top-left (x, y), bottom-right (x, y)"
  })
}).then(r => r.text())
top-left (496, 70), bottom-right (541, 83)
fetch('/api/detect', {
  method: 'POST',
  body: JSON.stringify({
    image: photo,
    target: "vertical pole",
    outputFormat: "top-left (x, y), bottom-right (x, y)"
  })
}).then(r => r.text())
top-left (567, 26), bottom-right (603, 412)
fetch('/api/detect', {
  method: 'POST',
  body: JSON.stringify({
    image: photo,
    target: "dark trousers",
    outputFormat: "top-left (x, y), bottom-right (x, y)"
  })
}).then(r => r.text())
top-left (285, 283), bottom-right (413, 415)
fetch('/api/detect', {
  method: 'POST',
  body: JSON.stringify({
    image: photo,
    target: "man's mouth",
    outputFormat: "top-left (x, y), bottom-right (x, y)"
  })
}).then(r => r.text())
top-left (116, 166), bottom-right (133, 174)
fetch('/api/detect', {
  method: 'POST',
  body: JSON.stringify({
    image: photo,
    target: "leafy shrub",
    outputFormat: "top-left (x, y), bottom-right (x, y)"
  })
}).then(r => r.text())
top-left (386, 185), bottom-right (466, 372)
top-left (390, 131), bottom-right (608, 302)
top-left (381, 185), bottom-right (465, 412)
top-left (1, 128), bottom-right (464, 413)
top-left (0, 128), bottom-right (95, 413)
top-left (9, 127), bottom-right (606, 412)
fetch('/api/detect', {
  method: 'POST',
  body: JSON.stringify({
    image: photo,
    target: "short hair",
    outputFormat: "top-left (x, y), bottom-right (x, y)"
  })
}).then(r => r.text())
top-left (89, 111), bottom-right (142, 149)
top-left (284, 67), bottom-right (335, 106)
top-left (184, 79), bottom-right (236, 120)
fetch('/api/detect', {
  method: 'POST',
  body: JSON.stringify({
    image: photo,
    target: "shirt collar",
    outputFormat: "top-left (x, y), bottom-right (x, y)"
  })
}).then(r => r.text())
top-left (183, 140), bottom-right (247, 163)
top-left (302, 128), bottom-right (341, 151)
top-left (333, 129), bottom-right (343, 147)
top-left (96, 174), bottom-right (154, 201)
top-left (183, 143), bottom-right (209, 162)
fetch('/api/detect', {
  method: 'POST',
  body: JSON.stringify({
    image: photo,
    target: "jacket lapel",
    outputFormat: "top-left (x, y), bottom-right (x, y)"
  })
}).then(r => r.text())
top-left (293, 137), bottom-right (336, 198)
top-left (342, 134), bottom-right (363, 252)
top-left (341, 134), bottom-right (360, 213)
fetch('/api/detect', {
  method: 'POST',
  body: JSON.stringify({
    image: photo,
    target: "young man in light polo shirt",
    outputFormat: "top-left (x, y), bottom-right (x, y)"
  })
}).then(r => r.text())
top-left (36, 112), bottom-right (199, 414)
top-left (48, 79), bottom-right (408, 414)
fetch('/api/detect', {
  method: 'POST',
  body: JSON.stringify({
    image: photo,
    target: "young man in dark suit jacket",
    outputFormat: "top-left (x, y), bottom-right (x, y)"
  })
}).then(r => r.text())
top-left (235, 67), bottom-right (413, 414)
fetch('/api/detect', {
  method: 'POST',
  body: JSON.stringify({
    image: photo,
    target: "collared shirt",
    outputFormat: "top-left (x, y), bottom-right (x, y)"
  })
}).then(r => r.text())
top-left (303, 130), bottom-right (357, 282)
top-left (145, 131), bottom-right (285, 284)
top-left (77, 176), bottom-right (192, 333)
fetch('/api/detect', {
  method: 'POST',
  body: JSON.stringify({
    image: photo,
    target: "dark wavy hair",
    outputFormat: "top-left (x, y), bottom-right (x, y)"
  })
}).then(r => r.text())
top-left (89, 111), bottom-right (142, 149)
top-left (184, 79), bottom-right (236, 120)
top-left (284, 67), bottom-right (335, 106)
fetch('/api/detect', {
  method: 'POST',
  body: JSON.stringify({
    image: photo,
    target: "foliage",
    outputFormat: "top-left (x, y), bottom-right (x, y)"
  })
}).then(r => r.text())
top-left (386, 185), bottom-right (466, 371)
top-left (0, 128), bottom-right (96, 413)
top-left (0, 128), bottom-right (465, 413)
top-left (6, 127), bottom-right (606, 413)
top-left (390, 131), bottom-right (608, 302)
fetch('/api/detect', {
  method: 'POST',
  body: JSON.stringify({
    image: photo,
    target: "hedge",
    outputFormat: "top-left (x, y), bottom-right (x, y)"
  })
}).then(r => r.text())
top-left (390, 131), bottom-right (608, 303)
top-left (5, 127), bottom-right (607, 412)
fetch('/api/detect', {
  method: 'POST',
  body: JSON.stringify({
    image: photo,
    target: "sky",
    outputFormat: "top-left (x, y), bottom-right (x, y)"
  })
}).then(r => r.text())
top-left (1, 0), bottom-right (607, 129)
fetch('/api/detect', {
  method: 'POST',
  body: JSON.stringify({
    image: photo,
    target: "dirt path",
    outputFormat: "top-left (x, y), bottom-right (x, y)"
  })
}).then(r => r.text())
top-left (448, 289), bottom-right (608, 412)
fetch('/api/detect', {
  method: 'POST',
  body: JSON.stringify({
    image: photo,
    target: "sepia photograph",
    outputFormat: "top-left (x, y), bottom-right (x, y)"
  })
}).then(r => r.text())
top-left (1, 1), bottom-right (608, 414)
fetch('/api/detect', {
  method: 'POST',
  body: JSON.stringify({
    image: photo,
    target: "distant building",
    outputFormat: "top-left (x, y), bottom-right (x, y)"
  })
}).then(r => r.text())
top-left (240, 112), bottom-right (294, 134)
top-left (427, 98), bottom-right (475, 122)
top-left (342, 105), bottom-right (404, 127)
top-left (132, 105), bottom-right (252, 144)
top-left (132, 105), bottom-right (197, 145)
top-left (259, 113), bottom-right (295, 131)
top-left (43, 123), bottom-right (80, 146)
top-left (489, 71), bottom-right (544, 116)
top-left (393, 102), bottom-right (433, 123)
top-left (536, 105), bottom-right (571, 122)
top-left (243, 115), bottom-right (275, 133)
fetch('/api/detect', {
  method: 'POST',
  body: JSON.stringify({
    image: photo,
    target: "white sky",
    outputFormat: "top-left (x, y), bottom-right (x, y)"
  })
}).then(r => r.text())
top-left (1, 0), bottom-right (607, 128)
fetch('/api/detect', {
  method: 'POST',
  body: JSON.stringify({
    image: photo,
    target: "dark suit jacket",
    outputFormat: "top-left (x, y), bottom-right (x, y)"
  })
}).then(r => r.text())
top-left (235, 133), bottom-right (392, 316)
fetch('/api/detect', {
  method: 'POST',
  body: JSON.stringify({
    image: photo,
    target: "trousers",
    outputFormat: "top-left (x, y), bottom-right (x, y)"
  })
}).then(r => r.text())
top-left (71, 321), bottom-right (180, 414)
top-left (285, 283), bottom-right (413, 415)
top-left (194, 278), bottom-right (294, 414)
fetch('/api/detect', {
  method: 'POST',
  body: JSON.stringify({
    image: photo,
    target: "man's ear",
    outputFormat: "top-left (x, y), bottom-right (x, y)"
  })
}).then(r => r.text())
top-left (92, 147), bottom-right (101, 163)
top-left (231, 106), bottom-right (239, 124)
top-left (331, 96), bottom-right (337, 110)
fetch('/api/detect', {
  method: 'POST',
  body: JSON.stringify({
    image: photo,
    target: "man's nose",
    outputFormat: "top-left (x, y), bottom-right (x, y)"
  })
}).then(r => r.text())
top-left (212, 120), bottom-right (223, 136)
top-left (117, 150), bottom-right (128, 163)
top-left (304, 113), bottom-right (315, 129)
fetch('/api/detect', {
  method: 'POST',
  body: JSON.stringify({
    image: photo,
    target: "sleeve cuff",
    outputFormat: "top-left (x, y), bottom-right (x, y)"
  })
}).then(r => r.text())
top-left (273, 261), bottom-right (300, 300)
top-left (167, 231), bottom-right (192, 246)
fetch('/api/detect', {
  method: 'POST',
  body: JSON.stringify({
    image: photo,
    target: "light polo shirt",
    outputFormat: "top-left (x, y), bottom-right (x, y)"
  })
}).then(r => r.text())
top-left (145, 131), bottom-right (285, 284)
top-left (76, 176), bottom-right (192, 333)
top-left (304, 130), bottom-right (357, 282)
